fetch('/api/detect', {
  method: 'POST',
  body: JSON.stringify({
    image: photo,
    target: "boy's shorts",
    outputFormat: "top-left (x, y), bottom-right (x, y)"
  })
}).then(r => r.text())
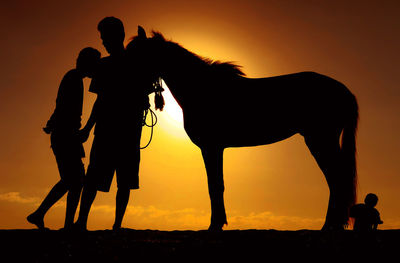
top-left (51, 133), bottom-right (85, 188)
top-left (86, 134), bottom-right (140, 192)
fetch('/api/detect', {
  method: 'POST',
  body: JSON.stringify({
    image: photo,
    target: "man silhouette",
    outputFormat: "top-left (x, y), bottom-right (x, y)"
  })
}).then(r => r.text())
top-left (75, 17), bottom-right (151, 230)
top-left (27, 47), bottom-right (101, 230)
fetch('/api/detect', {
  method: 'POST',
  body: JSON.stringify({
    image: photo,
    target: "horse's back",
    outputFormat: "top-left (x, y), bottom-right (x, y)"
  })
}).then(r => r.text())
top-left (237, 71), bottom-right (354, 118)
top-left (183, 71), bottom-right (356, 148)
top-left (242, 71), bottom-right (351, 102)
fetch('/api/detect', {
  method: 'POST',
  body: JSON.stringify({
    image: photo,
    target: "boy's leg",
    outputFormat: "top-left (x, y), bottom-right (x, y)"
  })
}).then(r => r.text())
top-left (27, 180), bottom-right (68, 229)
top-left (75, 183), bottom-right (97, 230)
top-left (113, 187), bottom-right (130, 230)
top-left (63, 156), bottom-right (85, 229)
top-left (64, 183), bottom-right (83, 229)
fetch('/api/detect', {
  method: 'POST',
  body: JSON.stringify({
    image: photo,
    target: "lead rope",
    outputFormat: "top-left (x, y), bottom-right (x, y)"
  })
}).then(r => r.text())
top-left (140, 78), bottom-right (164, 149)
top-left (140, 108), bottom-right (158, 149)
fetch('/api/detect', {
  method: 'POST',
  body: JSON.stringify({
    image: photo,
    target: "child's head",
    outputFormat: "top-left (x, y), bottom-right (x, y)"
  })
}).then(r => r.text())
top-left (364, 193), bottom-right (378, 207)
top-left (76, 47), bottom-right (101, 78)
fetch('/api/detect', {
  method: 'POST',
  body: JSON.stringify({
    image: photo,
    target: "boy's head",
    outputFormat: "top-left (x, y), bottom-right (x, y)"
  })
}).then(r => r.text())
top-left (76, 47), bottom-right (101, 78)
top-left (364, 193), bottom-right (378, 207)
top-left (97, 17), bottom-right (125, 55)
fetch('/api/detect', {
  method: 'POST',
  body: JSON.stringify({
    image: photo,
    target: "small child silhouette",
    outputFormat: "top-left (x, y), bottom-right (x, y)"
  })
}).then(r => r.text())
top-left (350, 193), bottom-right (383, 231)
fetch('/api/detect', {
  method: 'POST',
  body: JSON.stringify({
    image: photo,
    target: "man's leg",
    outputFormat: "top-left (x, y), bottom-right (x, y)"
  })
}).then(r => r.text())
top-left (112, 141), bottom-right (140, 230)
top-left (113, 187), bottom-right (130, 230)
top-left (74, 135), bottom-right (101, 230)
top-left (27, 180), bottom-right (68, 229)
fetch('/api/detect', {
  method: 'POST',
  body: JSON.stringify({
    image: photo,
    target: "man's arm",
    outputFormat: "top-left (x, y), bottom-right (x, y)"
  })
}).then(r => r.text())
top-left (43, 113), bottom-right (55, 134)
top-left (79, 98), bottom-right (99, 142)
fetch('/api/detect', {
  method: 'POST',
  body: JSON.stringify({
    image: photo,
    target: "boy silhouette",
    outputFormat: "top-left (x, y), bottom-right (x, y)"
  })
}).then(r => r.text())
top-left (27, 47), bottom-right (101, 230)
top-left (350, 193), bottom-right (383, 231)
top-left (75, 17), bottom-right (152, 230)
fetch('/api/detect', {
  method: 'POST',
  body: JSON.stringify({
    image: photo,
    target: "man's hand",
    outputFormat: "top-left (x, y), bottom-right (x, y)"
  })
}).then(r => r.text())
top-left (144, 96), bottom-right (150, 110)
top-left (78, 128), bottom-right (90, 143)
top-left (43, 126), bottom-right (52, 134)
top-left (43, 118), bottom-right (54, 134)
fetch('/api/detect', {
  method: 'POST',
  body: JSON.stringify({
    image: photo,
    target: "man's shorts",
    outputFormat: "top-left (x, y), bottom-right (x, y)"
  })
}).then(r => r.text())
top-left (86, 133), bottom-right (140, 192)
top-left (51, 132), bottom-right (85, 188)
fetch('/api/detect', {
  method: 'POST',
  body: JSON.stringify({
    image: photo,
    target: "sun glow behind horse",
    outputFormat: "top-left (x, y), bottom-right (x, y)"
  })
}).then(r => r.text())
top-left (161, 80), bottom-right (184, 125)
top-left (153, 80), bottom-right (188, 139)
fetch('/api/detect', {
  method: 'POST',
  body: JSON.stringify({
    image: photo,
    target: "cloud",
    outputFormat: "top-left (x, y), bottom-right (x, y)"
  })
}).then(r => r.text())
top-left (90, 204), bottom-right (210, 230)
top-left (0, 192), bottom-right (352, 230)
top-left (381, 219), bottom-right (400, 229)
top-left (89, 204), bottom-right (324, 230)
top-left (228, 211), bottom-right (325, 230)
top-left (0, 192), bottom-right (39, 204)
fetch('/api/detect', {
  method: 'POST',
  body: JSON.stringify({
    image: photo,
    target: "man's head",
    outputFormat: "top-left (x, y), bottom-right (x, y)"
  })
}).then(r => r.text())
top-left (97, 17), bottom-right (125, 55)
top-left (76, 47), bottom-right (101, 78)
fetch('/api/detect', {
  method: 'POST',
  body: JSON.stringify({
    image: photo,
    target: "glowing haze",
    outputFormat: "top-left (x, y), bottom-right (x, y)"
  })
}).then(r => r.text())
top-left (0, 0), bottom-right (399, 230)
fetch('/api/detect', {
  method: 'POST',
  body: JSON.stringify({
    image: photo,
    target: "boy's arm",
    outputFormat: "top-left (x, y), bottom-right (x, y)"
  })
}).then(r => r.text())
top-left (377, 211), bottom-right (383, 224)
top-left (44, 70), bottom-right (71, 134)
top-left (373, 209), bottom-right (383, 230)
top-left (79, 98), bottom-right (98, 142)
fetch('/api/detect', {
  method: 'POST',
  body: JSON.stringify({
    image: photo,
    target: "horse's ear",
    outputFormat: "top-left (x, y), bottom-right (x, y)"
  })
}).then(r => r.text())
top-left (138, 25), bottom-right (147, 39)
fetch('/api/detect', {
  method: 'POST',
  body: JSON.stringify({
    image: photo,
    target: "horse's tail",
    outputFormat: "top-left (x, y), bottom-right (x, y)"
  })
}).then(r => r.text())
top-left (340, 92), bottom-right (359, 221)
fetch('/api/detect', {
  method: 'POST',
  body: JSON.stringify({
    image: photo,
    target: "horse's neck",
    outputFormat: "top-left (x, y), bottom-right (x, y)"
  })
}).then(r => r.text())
top-left (163, 67), bottom-right (248, 113)
top-left (162, 49), bottom-right (208, 100)
top-left (161, 48), bottom-right (248, 114)
top-left (162, 73), bottom-right (194, 112)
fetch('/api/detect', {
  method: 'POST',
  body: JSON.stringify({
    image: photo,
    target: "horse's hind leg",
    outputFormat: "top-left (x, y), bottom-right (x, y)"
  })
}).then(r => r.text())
top-left (304, 132), bottom-right (348, 230)
top-left (201, 146), bottom-right (227, 231)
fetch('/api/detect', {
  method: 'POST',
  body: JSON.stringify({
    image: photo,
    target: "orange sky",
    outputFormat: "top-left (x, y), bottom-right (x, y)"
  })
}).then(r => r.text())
top-left (1, 0), bottom-right (399, 230)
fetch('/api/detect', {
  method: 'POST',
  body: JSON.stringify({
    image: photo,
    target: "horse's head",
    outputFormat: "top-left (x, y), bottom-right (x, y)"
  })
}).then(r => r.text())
top-left (126, 26), bottom-right (169, 111)
top-left (126, 26), bottom-right (168, 80)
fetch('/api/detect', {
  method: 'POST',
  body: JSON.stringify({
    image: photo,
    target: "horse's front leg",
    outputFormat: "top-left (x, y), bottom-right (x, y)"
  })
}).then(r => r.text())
top-left (201, 146), bottom-right (227, 231)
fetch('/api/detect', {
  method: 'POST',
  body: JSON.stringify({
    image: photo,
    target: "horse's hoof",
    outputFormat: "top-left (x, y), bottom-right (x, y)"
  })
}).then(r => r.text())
top-left (208, 223), bottom-right (224, 232)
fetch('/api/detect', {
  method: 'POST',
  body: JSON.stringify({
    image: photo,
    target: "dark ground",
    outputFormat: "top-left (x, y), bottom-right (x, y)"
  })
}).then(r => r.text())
top-left (0, 229), bottom-right (398, 262)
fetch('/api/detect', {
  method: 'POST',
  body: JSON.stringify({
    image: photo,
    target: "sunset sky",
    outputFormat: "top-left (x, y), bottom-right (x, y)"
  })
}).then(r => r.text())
top-left (1, 0), bottom-right (399, 230)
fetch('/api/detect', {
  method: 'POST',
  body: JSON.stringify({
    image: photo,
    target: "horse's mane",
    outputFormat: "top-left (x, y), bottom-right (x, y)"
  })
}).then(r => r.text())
top-left (151, 31), bottom-right (246, 77)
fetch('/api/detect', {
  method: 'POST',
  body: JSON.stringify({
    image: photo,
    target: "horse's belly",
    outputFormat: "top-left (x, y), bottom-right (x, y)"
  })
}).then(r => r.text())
top-left (184, 107), bottom-right (299, 148)
top-left (223, 125), bottom-right (298, 147)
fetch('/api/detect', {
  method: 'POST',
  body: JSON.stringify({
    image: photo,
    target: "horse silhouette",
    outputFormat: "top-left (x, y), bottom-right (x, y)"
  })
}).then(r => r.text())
top-left (127, 27), bottom-right (359, 231)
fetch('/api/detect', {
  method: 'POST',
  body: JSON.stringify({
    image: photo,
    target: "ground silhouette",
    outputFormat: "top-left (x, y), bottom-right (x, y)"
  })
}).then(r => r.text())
top-left (1, 229), bottom-right (398, 261)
